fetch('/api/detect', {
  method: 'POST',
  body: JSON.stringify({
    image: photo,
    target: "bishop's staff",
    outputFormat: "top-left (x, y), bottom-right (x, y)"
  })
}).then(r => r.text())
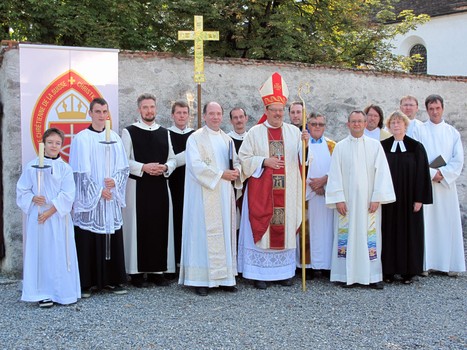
top-left (298, 83), bottom-right (311, 292)
top-left (100, 119), bottom-right (116, 260)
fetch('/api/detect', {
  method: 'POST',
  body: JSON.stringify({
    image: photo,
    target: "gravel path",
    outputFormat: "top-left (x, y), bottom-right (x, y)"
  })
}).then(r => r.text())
top-left (1, 270), bottom-right (465, 350)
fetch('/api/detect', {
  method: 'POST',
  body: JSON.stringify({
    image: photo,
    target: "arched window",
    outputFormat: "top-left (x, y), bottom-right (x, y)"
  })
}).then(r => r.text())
top-left (410, 44), bottom-right (427, 74)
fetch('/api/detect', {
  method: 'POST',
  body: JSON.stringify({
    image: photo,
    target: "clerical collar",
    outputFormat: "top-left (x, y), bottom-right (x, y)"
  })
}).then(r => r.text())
top-left (229, 130), bottom-right (247, 140)
top-left (45, 155), bottom-right (60, 160)
top-left (264, 121), bottom-right (282, 129)
top-left (391, 139), bottom-right (406, 153)
top-left (311, 136), bottom-right (323, 144)
top-left (88, 125), bottom-right (104, 133)
top-left (169, 125), bottom-right (193, 134)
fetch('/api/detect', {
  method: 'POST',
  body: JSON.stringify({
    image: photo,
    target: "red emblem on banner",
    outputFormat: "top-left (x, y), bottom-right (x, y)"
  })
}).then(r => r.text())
top-left (30, 70), bottom-right (107, 162)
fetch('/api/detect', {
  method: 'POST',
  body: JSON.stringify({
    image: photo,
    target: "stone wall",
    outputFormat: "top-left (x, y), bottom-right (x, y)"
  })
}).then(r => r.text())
top-left (1, 47), bottom-right (466, 275)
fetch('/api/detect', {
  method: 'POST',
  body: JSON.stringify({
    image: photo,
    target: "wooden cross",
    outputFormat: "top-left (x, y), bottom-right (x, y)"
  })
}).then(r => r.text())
top-left (178, 16), bottom-right (219, 127)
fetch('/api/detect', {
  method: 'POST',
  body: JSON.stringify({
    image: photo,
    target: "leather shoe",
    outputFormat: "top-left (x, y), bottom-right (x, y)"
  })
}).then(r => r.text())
top-left (254, 280), bottom-right (267, 290)
top-left (370, 282), bottom-right (384, 290)
top-left (279, 278), bottom-right (293, 287)
top-left (195, 287), bottom-right (208, 296)
top-left (148, 274), bottom-right (169, 287)
top-left (219, 286), bottom-right (238, 293)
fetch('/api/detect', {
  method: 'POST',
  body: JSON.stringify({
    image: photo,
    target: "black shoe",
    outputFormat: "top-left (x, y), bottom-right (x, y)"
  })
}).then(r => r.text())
top-left (131, 280), bottom-right (149, 288)
top-left (219, 286), bottom-right (238, 293)
top-left (340, 283), bottom-right (356, 289)
top-left (105, 285), bottom-right (128, 295)
top-left (383, 274), bottom-right (394, 283)
top-left (148, 274), bottom-right (170, 287)
top-left (195, 287), bottom-right (208, 296)
top-left (254, 280), bottom-right (267, 290)
top-left (306, 269), bottom-right (315, 280)
top-left (38, 299), bottom-right (54, 308)
top-left (130, 274), bottom-right (148, 288)
top-left (164, 273), bottom-right (177, 280)
top-left (321, 270), bottom-right (331, 279)
top-left (279, 278), bottom-right (293, 287)
top-left (370, 282), bottom-right (384, 290)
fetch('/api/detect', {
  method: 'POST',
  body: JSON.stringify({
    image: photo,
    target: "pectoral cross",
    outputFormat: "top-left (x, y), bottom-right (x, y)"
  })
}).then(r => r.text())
top-left (178, 16), bottom-right (219, 128)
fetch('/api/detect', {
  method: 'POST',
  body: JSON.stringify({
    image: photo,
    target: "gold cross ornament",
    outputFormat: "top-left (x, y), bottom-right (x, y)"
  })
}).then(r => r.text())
top-left (178, 16), bottom-right (219, 83)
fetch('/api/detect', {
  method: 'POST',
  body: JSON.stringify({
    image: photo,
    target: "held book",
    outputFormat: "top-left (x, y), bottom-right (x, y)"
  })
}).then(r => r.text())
top-left (429, 155), bottom-right (446, 168)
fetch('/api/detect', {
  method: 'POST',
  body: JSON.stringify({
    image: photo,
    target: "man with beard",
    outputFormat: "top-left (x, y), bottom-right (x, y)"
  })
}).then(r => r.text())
top-left (122, 93), bottom-right (177, 287)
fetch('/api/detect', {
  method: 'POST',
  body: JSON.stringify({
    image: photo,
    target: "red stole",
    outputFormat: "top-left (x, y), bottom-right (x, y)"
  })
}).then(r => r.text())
top-left (248, 127), bottom-right (286, 249)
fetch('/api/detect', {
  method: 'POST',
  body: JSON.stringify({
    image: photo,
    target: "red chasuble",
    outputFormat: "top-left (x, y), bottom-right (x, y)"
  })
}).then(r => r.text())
top-left (248, 127), bottom-right (286, 249)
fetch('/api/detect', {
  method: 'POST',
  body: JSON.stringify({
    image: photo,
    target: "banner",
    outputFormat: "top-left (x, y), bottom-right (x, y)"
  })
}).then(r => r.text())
top-left (19, 44), bottom-right (119, 164)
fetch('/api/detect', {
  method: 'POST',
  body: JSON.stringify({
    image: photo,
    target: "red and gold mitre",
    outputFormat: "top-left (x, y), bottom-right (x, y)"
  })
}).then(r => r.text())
top-left (259, 72), bottom-right (289, 107)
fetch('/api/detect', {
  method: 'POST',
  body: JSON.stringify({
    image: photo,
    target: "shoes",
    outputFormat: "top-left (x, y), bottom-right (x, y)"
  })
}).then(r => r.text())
top-left (402, 278), bottom-right (413, 285)
top-left (195, 287), bottom-right (208, 296)
top-left (447, 272), bottom-right (458, 277)
top-left (164, 273), bottom-right (177, 280)
top-left (279, 278), bottom-right (293, 287)
top-left (420, 271), bottom-right (429, 277)
top-left (130, 274), bottom-right (149, 288)
top-left (148, 274), bottom-right (170, 287)
top-left (340, 283), bottom-right (356, 289)
top-left (370, 282), bottom-right (384, 290)
top-left (383, 275), bottom-right (394, 283)
top-left (320, 270), bottom-right (331, 279)
top-left (219, 286), bottom-right (238, 293)
top-left (105, 285), bottom-right (128, 295)
top-left (254, 280), bottom-right (267, 290)
top-left (81, 288), bottom-right (92, 298)
top-left (131, 280), bottom-right (149, 288)
top-left (306, 269), bottom-right (315, 280)
top-left (38, 299), bottom-right (53, 308)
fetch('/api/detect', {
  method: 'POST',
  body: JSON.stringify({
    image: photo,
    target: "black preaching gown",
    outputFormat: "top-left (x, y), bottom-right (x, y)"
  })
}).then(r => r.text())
top-left (168, 129), bottom-right (194, 264)
top-left (127, 125), bottom-right (170, 272)
top-left (381, 136), bottom-right (433, 276)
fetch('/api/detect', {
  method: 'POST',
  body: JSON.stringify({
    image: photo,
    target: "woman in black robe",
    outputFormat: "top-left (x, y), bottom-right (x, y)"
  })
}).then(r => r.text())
top-left (381, 111), bottom-right (432, 284)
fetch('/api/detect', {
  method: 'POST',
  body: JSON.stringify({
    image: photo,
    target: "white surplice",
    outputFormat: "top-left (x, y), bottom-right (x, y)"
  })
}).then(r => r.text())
top-left (406, 118), bottom-right (423, 138)
top-left (413, 120), bottom-right (466, 272)
top-left (326, 135), bottom-right (395, 285)
top-left (69, 129), bottom-right (129, 234)
top-left (17, 157), bottom-right (81, 305)
top-left (121, 121), bottom-right (177, 274)
top-left (296, 137), bottom-right (334, 269)
top-left (238, 122), bottom-right (302, 281)
top-left (178, 127), bottom-right (241, 287)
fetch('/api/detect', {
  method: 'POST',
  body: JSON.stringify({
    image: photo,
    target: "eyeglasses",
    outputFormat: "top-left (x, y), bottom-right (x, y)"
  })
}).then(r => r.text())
top-left (309, 122), bottom-right (326, 127)
top-left (267, 107), bottom-right (285, 113)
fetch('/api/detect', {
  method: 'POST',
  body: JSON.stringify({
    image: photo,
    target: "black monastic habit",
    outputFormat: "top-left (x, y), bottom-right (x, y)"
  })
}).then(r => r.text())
top-left (168, 129), bottom-right (195, 264)
top-left (127, 125), bottom-right (170, 272)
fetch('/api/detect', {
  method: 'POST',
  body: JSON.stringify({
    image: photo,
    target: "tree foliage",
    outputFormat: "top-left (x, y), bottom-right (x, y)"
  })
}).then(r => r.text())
top-left (0, 0), bottom-right (429, 71)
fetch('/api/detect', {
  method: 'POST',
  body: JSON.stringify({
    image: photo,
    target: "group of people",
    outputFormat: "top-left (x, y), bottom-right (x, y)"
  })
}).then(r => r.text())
top-left (17, 72), bottom-right (465, 307)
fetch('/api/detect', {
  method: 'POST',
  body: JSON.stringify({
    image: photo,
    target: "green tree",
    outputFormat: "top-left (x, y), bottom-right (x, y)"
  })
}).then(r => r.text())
top-left (0, 0), bottom-right (429, 71)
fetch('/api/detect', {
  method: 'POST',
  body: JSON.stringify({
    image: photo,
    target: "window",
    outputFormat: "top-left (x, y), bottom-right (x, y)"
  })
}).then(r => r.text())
top-left (410, 44), bottom-right (427, 74)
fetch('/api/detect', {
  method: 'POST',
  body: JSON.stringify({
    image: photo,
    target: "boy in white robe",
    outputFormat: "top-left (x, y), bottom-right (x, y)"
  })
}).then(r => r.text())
top-left (17, 128), bottom-right (80, 307)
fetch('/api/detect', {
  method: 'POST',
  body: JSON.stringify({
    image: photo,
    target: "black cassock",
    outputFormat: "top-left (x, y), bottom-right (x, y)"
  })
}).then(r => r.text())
top-left (127, 125), bottom-right (170, 272)
top-left (168, 129), bottom-right (195, 264)
top-left (381, 136), bottom-right (432, 276)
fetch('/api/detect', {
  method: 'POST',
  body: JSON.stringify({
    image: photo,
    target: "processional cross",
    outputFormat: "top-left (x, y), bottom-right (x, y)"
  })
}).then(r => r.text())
top-left (178, 16), bottom-right (219, 128)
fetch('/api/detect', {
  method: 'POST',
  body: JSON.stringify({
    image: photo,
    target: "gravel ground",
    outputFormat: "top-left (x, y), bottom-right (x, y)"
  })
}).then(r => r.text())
top-left (0, 269), bottom-right (466, 350)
